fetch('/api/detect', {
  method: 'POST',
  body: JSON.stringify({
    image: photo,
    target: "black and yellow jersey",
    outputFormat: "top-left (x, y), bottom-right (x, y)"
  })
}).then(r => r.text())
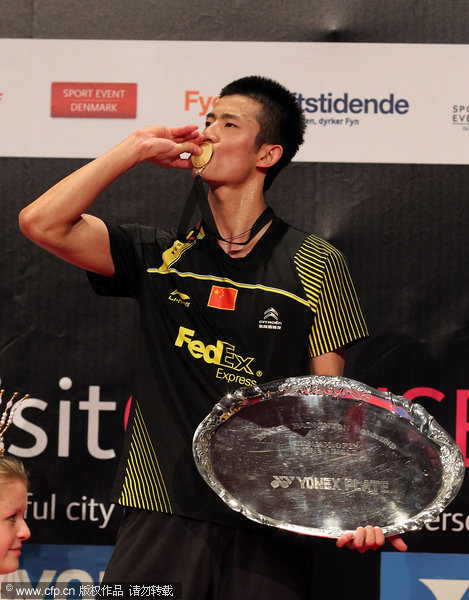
top-left (88, 214), bottom-right (368, 527)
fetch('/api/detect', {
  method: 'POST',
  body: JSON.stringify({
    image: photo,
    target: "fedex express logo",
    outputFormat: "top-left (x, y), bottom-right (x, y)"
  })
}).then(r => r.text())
top-left (175, 326), bottom-right (260, 387)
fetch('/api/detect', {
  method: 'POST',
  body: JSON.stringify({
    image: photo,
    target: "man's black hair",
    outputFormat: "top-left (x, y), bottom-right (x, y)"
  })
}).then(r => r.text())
top-left (219, 75), bottom-right (306, 191)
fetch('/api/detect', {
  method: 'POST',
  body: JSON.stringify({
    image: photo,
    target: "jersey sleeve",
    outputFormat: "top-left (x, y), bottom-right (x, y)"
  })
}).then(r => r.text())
top-left (294, 235), bottom-right (369, 358)
top-left (86, 223), bottom-right (150, 300)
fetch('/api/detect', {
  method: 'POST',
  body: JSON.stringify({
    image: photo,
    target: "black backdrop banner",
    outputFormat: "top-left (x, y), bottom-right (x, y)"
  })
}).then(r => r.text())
top-left (1, 2), bottom-right (468, 598)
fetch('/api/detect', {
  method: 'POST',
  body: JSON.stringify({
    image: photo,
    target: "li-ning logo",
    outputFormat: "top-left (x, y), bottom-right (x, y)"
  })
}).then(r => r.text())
top-left (259, 307), bottom-right (282, 330)
top-left (168, 289), bottom-right (191, 307)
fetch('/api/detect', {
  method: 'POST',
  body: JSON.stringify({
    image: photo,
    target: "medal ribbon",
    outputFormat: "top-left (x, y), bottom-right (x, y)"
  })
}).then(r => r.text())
top-left (177, 175), bottom-right (273, 245)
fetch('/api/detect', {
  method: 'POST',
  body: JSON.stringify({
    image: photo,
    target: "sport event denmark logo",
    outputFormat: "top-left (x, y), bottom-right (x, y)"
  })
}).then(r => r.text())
top-left (51, 82), bottom-right (137, 118)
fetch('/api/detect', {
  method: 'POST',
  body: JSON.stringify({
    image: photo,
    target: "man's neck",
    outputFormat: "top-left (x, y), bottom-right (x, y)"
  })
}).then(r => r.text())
top-left (217, 220), bottom-right (273, 258)
top-left (207, 185), bottom-right (269, 257)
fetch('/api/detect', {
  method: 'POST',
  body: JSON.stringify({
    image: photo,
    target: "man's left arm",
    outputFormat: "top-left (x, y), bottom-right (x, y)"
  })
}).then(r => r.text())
top-left (309, 347), bottom-right (345, 376)
top-left (309, 349), bottom-right (408, 553)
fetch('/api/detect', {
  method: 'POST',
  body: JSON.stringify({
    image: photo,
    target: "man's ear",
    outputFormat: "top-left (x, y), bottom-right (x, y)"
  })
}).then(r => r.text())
top-left (256, 144), bottom-right (283, 169)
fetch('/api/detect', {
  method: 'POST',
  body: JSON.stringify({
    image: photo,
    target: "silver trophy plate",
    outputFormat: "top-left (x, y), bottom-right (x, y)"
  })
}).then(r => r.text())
top-left (193, 376), bottom-right (465, 538)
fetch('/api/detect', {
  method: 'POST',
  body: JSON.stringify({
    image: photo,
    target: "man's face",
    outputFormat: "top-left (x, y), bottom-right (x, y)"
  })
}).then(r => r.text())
top-left (199, 94), bottom-right (265, 188)
top-left (0, 479), bottom-right (30, 574)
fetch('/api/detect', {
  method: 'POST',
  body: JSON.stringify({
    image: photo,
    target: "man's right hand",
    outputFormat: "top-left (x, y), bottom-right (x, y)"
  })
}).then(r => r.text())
top-left (19, 125), bottom-right (204, 277)
top-left (132, 125), bottom-right (204, 169)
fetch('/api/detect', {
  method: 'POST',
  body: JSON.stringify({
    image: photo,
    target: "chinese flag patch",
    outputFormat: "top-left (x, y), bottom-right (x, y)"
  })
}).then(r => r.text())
top-left (207, 285), bottom-right (238, 310)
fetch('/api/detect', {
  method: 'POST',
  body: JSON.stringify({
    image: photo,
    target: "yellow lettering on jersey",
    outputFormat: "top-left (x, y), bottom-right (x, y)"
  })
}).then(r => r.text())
top-left (174, 326), bottom-right (255, 374)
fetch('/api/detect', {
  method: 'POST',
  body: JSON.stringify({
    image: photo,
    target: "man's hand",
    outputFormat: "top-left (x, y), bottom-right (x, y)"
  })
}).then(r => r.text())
top-left (133, 125), bottom-right (204, 169)
top-left (336, 526), bottom-right (408, 553)
top-left (19, 123), bottom-right (205, 276)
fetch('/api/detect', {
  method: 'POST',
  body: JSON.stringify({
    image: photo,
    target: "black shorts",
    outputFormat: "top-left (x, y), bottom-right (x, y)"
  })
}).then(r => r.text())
top-left (102, 509), bottom-right (314, 599)
top-left (102, 510), bottom-right (382, 600)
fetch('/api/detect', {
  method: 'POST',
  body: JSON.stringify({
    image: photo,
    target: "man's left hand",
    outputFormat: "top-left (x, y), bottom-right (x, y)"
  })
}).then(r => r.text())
top-left (336, 526), bottom-right (408, 553)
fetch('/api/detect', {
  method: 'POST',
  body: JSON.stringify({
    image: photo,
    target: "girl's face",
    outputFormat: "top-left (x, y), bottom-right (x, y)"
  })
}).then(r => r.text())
top-left (0, 479), bottom-right (30, 574)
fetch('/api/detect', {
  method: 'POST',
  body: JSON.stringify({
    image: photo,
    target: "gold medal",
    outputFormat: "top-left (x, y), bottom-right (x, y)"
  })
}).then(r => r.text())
top-left (191, 141), bottom-right (213, 169)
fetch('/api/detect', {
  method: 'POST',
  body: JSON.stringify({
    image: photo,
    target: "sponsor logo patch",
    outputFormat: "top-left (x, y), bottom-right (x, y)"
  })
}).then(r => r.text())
top-left (51, 82), bottom-right (137, 118)
top-left (259, 307), bottom-right (282, 330)
top-left (168, 289), bottom-right (191, 307)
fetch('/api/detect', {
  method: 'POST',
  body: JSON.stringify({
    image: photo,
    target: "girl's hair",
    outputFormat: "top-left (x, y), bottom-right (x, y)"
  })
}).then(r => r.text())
top-left (0, 456), bottom-right (28, 487)
top-left (0, 390), bottom-right (29, 485)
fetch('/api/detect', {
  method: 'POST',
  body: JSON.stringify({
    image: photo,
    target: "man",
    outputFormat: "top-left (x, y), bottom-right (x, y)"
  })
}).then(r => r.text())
top-left (20, 75), bottom-right (406, 598)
